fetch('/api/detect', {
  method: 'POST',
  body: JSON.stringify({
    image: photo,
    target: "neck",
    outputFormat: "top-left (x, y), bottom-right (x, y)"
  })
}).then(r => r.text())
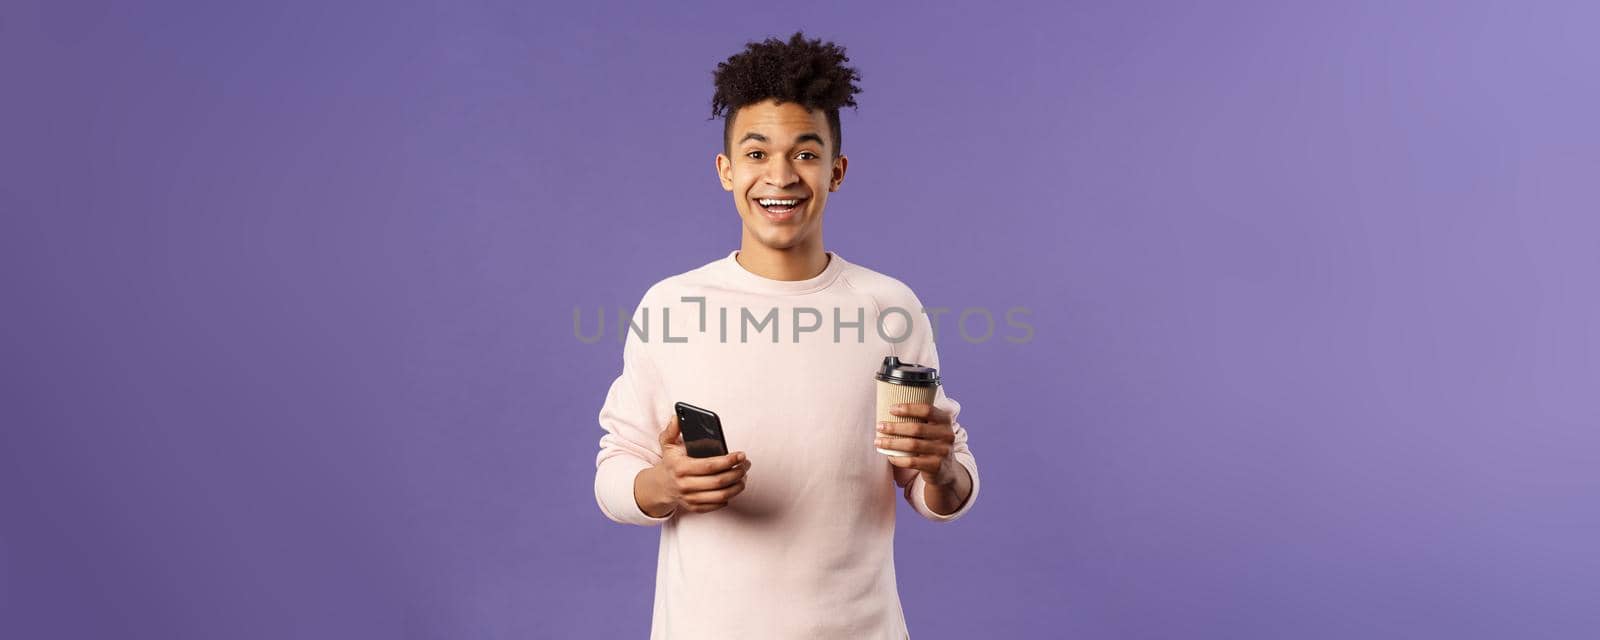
top-left (736, 235), bottom-right (829, 281)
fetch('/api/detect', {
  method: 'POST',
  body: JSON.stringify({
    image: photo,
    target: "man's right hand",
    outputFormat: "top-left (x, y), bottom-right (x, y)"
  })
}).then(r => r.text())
top-left (634, 414), bottom-right (750, 518)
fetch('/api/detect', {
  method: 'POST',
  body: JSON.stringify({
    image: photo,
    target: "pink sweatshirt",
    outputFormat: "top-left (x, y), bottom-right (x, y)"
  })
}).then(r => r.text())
top-left (594, 250), bottom-right (980, 639)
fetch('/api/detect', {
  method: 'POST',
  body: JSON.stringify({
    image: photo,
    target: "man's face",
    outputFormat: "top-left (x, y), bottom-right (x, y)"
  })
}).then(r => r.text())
top-left (716, 99), bottom-right (848, 252)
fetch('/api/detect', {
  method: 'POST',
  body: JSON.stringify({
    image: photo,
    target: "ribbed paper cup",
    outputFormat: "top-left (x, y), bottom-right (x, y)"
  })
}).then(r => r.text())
top-left (875, 380), bottom-right (938, 457)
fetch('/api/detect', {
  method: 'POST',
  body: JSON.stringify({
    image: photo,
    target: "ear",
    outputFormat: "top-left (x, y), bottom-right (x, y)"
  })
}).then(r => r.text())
top-left (829, 154), bottom-right (849, 192)
top-left (715, 153), bottom-right (734, 191)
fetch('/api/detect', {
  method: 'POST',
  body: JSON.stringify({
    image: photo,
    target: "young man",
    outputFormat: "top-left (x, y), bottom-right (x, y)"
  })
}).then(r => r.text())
top-left (594, 32), bottom-right (979, 639)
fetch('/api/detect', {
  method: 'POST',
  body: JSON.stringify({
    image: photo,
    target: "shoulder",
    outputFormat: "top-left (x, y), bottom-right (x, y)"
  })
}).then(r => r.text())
top-left (837, 255), bottom-right (926, 311)
top-left (632, 255), bottom-right (726, 308)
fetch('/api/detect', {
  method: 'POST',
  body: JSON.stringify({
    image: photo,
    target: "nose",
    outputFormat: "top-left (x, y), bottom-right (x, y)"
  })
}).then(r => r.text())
top-left (763, 156), bottom-right (799, 189)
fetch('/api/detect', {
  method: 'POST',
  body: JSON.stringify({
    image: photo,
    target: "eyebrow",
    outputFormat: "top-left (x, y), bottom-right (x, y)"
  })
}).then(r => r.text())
top-left (739, 132), bottom-right (827, 148)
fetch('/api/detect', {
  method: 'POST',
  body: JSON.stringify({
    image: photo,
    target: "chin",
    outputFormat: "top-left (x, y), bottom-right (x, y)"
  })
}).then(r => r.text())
top-left (752, 229), bottom-right (808, 250)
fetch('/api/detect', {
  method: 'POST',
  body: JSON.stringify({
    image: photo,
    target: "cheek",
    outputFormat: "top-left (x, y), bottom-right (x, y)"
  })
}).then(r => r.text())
top-left (734, 173), bottom-right (758, 195)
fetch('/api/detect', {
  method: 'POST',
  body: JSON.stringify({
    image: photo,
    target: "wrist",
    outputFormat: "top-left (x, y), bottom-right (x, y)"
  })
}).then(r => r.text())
top-left (635, 464), bottom-right (676, 518)
top-left (924, 458), bottom-right (960, 487)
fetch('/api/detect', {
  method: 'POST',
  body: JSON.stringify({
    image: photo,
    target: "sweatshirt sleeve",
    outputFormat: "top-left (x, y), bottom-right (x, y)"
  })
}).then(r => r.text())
top-left (890, 295), bottom-right (981, 523)
top-left (594, 298), bottom-right (675, 527)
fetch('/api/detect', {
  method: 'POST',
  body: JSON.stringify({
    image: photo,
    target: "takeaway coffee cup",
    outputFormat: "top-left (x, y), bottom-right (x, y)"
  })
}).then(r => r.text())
top-left (874, 356), bottom-right (940, 457)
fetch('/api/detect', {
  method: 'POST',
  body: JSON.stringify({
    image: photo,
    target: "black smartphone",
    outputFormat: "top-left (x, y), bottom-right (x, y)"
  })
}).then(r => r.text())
top-left (674, 402), bottom-right (730, 459)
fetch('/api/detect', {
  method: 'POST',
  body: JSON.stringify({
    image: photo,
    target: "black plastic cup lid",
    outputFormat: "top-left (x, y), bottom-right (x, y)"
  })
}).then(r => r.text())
top-left (875, 356), bottom-right (940, 386)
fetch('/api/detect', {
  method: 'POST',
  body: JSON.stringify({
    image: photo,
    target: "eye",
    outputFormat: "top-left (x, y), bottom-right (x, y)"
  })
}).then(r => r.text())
top-left (796, 151), bottom-right (819, 160)
top-left (745, 151), bottom-right (765, 160)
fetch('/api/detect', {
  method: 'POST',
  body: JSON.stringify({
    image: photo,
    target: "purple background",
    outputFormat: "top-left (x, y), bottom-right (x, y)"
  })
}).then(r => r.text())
top-left (4, 1), bottom-right (1597, 638)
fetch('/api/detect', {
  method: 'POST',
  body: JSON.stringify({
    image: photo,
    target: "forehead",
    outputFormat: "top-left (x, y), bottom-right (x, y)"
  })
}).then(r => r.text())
top-left (732, 100), bottom-right (829, 146)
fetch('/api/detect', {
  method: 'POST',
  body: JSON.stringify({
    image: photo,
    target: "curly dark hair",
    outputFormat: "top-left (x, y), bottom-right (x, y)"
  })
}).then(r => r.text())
top-left (711, 31), bottom-right (863, 158)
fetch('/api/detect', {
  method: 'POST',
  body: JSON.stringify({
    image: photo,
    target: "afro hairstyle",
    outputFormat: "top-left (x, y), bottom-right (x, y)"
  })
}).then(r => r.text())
top-left (711, 31), bottom-right (863, 158)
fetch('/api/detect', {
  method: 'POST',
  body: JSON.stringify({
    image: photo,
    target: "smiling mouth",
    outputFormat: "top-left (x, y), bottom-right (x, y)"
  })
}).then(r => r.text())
top-left (754, 197), bottom-right (807, 221)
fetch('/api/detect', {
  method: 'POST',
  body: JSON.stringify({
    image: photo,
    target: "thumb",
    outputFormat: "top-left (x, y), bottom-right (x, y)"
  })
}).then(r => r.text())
top-left (659, 414), bottom-right (683, 448)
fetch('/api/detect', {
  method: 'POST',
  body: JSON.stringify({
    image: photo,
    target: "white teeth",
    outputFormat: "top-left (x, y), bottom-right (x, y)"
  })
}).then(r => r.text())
top-left (758, 198), bottom-right (800, 206)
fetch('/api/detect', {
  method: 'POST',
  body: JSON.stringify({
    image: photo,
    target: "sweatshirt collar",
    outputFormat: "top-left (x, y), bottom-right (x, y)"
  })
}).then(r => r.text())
top-left (716, 249), bottom-right (847, 295)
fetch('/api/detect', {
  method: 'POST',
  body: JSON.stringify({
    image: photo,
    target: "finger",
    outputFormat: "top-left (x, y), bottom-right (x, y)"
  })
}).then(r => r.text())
top-left (885, 454), bottom-right (920, 469)
top-left (683, 480), bottom-right (745, 505)
top-left (684, 502), bottom-right (727, 513)
top-left (874, 436), bottom-right (951, 456)
top-left (885, 454), bottom-right (941, 473)
top-left (660, 414), bottom-right (682, 447)
top-left (877, 420), bottom-right (955, 441)
top-left (679, 461), bottom-right (749, 492)
top-left (887, 403), bottom-right (951, 424)
top-left (676, 451), bottom-right (746, 477)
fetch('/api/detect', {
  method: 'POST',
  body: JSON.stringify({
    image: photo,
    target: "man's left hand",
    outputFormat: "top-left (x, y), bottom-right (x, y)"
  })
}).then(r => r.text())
top-left (876, 403), bottom-right (961, 486)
